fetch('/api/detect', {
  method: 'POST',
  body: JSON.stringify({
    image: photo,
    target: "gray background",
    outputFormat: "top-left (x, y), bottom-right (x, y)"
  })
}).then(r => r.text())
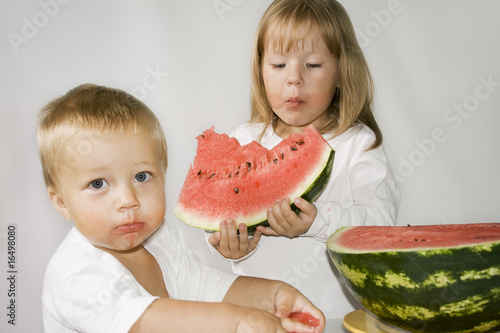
top-left (1, 0), bottom-right (499, 331)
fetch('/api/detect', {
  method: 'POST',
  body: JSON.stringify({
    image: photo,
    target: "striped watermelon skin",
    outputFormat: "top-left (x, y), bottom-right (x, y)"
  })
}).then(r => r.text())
top-left (327, 224), bottom-right (500, 333)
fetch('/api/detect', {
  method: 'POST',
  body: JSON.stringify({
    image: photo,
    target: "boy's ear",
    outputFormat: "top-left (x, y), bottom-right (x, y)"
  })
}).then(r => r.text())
top-left (47, 187), bottom-right (72, 221)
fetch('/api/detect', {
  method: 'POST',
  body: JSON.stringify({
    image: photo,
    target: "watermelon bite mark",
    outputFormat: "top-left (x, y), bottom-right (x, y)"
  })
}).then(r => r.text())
top-left (174, 126), bottom-right (334, 232)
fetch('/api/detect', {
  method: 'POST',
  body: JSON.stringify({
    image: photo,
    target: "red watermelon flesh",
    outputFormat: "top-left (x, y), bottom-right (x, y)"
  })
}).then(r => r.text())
top-left (288, 312), bottom-right (320, 326)
top-left (331, 223), bottom-right (500, 252)
top-left (174, 126), bottom-right (334, 231)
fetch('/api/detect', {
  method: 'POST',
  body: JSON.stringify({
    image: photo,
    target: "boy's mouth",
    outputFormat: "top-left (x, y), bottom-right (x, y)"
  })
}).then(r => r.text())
top-left (115, 222), bottom-right (145, 233)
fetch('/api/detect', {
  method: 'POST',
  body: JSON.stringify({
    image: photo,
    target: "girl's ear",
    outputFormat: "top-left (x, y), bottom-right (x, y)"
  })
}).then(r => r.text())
top-left (47, 187), bottom-right (72, 221)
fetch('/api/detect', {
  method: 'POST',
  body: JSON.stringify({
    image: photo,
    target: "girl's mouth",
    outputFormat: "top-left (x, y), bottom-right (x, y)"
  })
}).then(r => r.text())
top-left (286, 97), bottom-right (304, 107)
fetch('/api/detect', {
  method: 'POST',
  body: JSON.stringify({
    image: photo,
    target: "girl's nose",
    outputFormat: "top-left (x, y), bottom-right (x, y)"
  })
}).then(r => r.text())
top-left (116, 185), bottom-right (140, 211)
top-left (287, 65), bottom-right (304, 86)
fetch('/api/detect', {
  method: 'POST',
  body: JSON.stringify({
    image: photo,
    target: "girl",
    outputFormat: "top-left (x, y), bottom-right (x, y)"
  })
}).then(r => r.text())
top-left (208, 0), bottom-right (400, 319)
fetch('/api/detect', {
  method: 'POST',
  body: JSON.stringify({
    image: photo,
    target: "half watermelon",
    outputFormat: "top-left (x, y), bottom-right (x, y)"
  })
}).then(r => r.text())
top-left (174, 125), bottom-right (334, 231)
top-left (327, 223), bottom-right (500, 333)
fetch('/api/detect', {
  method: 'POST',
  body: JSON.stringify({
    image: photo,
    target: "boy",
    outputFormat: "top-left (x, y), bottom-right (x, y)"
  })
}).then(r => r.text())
top-left (37, 84), bottom-right (325, 332)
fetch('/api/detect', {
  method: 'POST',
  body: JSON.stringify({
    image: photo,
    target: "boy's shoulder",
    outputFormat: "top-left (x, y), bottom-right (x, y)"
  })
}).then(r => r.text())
top-left (43, 227), bottom-right (128, 294)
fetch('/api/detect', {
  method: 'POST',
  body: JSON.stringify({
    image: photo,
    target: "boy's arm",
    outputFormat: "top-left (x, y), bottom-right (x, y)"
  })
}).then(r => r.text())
top-left (130, 299), bottom-right (258, 332)
top-left (129, 297), bottom-right (308, 333)
top-left (223, 276), bottom-right (325, 332)
top-left (129, 277), bottom-right (324, 333)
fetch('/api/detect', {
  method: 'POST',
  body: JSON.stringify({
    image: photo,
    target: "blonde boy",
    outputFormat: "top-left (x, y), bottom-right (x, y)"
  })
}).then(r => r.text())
top-left (37, 84), bottom-right (324, 333)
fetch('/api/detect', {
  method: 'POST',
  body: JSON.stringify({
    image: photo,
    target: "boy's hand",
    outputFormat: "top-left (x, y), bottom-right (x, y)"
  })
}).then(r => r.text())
top-left (234, 307), bottom-right (318, 333)
top-left (258, 198), bottom-right (317, 238)
top-left (272, 283), bottom-right (325, 333)
top-left (208, 220), bottom-right (261, 260)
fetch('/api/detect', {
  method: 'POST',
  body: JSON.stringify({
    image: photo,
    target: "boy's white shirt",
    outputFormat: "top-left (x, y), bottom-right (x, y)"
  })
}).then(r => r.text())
top-left (43, 221), bottom-right (238, 333)
top-left (206, 122), bottom-right (400, 319)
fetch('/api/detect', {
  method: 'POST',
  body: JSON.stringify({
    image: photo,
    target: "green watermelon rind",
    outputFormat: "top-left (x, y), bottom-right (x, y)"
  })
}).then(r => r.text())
top-left (327, 227), bottom-right (500, 333)
top-left (174, 147), bottom-right (334, 232)
top-left (246, 148), bottom-right (335, 234)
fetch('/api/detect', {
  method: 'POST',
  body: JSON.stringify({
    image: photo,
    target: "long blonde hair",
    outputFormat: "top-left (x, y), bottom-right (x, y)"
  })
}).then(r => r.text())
top-left (250, 0), bottom-right (382, 149)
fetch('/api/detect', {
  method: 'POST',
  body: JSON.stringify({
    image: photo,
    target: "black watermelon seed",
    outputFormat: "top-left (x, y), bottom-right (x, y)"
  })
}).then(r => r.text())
top-left (297, 141), bottom-right (305, 145)
top-left (291, 146), bottom-right (297, 151)
top-left (234, 188), bottom-right (239, 193)
top-left (273, 159), bottom-right (278, 163)
top-left (281, 153), bottom-right (285, 159)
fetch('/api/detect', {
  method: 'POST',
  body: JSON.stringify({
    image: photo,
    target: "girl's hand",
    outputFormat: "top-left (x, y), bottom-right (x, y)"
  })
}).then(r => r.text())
top-left (208, 220), bottom-right (261, 260)
top-left (258, 198), bottom-right (317, 238)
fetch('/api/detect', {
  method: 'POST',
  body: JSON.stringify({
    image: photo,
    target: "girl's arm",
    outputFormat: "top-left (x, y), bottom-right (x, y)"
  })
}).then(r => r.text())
top-left (130, 277), bottom-right (325, 333)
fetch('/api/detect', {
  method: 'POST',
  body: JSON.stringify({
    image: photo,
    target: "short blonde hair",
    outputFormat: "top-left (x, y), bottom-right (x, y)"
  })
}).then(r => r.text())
top-left (37, 83), bottom-right (168, 192)
top-left (250, 0), bottom-right (382, 149)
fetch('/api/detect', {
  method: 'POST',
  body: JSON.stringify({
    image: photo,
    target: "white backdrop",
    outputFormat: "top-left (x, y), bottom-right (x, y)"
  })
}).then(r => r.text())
top-left (1, 0), bottom-right (499, 331)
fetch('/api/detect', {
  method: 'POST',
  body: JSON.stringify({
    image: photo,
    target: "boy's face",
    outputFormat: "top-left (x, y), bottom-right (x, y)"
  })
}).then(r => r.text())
top-left (49, 131), bottom-right (166, 253)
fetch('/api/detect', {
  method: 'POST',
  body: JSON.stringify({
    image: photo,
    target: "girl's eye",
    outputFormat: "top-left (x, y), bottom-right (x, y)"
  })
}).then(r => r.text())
top-left (135, 172), bottom-right (152, 183)
top-left (90, 179), bottom-right (108, 189)
top-left (307, 63), bottom-right (322, 69)
top-left (271, 64), bottom-right (286, 69)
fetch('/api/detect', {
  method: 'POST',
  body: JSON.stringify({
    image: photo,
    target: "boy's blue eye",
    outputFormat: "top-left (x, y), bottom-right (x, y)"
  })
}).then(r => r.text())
top-left (135, 172), bottom-right (151, 183)
top-left (90, 179), bottom-right (108, 189)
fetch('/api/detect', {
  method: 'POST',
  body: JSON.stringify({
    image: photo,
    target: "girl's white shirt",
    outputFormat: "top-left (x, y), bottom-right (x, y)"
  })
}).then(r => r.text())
top-left (207, 122), bottom-right (400, 319)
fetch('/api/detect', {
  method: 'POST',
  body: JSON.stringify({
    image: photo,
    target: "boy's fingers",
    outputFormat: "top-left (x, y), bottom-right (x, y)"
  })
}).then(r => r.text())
top-left (281, 318), bottom-right (316, 333)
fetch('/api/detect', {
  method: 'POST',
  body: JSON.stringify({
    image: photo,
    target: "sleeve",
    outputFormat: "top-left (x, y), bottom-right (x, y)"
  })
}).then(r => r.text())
top-left (160, 223), bottom-right (239, 302)
top-left (57, 261), bottom-right (157, 333)
top-left (304, 131), bottom-right (401, 241)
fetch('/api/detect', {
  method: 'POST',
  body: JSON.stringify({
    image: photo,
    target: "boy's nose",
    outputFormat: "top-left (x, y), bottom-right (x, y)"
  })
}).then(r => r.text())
top-left (116, 185), bottom-right (140, 211)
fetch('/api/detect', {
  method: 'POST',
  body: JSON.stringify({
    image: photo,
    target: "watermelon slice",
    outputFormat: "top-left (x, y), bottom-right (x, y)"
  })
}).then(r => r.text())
top-left (174, 126), bottom-right (334, 231)
top-left (327, 223), bottom-right (500, 333)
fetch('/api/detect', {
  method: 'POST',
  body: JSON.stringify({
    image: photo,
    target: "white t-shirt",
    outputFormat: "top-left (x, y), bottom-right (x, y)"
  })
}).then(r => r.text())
top-left (43, 221), bottom-right (238, 333)
top-left (212, 122), bottom-right (400, 319)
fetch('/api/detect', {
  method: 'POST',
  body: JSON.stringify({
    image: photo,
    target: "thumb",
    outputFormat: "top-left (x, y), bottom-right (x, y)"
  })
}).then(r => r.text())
top-left (208, 232), bottom-right (221, 247)
top-left (294, 197), bottom-right (316, 216)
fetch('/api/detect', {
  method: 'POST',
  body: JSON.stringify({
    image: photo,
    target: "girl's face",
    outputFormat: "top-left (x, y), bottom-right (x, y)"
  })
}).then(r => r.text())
top-left (261, 27), bottom-right (339, 138)
top-left (49, 131), bottom-right (166, 254)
